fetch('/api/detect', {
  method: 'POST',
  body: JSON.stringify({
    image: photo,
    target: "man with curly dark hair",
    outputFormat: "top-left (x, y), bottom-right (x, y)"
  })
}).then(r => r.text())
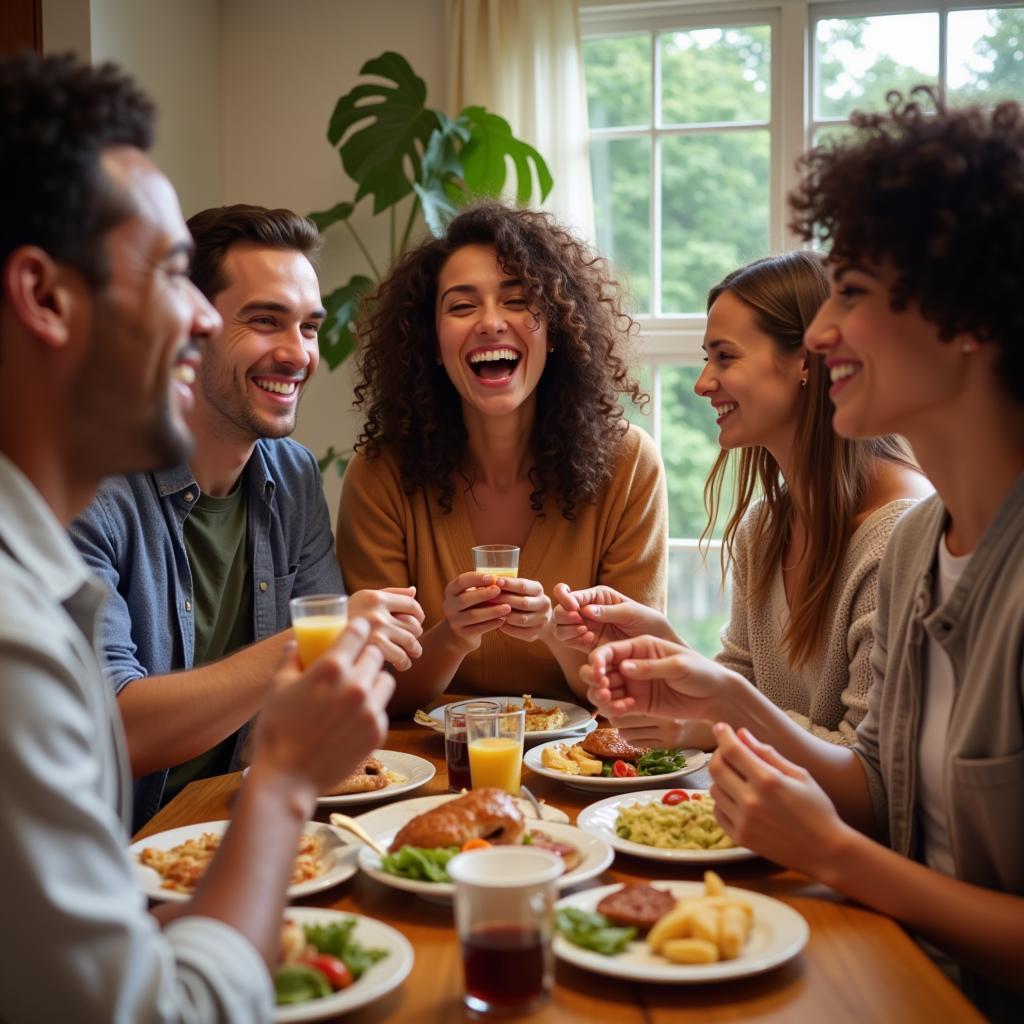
top-left (0, 53), bottom-right (392, 1021)
top-left (584, 89), bottom-right (1024, 1020)
top-left (337, 202), bottom-right (667, 712)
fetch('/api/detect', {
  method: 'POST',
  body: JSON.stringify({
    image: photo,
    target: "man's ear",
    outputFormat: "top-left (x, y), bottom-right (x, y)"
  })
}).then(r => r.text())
top-left (2, 246), bottom-right (78, 349)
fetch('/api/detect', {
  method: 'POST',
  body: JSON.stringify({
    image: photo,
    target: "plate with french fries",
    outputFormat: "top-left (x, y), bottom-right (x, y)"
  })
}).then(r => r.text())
top-left (553, 872), bottom-right (808, 982)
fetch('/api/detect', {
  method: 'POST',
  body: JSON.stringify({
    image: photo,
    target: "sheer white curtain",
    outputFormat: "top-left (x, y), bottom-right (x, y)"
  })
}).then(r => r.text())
top-left (445, 0), bottom-right (594, 241)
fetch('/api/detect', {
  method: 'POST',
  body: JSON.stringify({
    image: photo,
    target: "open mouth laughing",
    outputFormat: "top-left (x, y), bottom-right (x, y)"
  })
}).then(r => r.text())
top-left (467, 346), bottom-right (522, 386)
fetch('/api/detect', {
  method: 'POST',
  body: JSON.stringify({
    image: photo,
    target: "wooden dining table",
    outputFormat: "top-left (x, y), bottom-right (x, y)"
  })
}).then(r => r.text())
top-left (134, 714), bottom-right (982, 1023)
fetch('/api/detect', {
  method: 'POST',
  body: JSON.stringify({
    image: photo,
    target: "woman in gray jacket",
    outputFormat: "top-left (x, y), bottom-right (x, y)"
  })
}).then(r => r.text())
top-left (583, 88), bottom-right (1024, 1020)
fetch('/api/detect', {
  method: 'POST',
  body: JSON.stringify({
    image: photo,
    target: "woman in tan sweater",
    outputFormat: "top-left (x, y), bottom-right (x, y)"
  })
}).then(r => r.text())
top-left (554, 252), bottom-right (931, 745)
top-left (337, 202), bottom-right (667, 714)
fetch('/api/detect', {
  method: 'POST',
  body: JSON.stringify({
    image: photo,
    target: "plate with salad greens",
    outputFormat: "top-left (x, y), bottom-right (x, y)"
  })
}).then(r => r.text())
top-left (524, 739), bottom-right (706, 793)
top-left (274, 907), bottom-right (413, 1022)
top-left (351, 796), bottom-right (612, 901)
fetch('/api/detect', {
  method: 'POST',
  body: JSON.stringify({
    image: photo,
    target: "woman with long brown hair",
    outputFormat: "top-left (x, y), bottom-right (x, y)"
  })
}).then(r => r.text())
top-left (336, 201), bottom-right (667, 714)
top-left (554, 251), bottom-right (930, 745)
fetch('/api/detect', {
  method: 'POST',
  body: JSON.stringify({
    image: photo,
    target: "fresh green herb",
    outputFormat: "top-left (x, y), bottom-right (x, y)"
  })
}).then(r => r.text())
top-left (273, 963), bottom-right (331, 1005)
top-left (555, 907), bottom-right (637, 956)
top-left (522, 832), bottom-right (534, 844)
top-left (636, 749), bottom-right (686, 776)
top-left (601, 761), bottom-right (614, 777)
top-left (302, 920), bottom-right (388, 980)
top-left (380, 844), bottom-right (460, 882)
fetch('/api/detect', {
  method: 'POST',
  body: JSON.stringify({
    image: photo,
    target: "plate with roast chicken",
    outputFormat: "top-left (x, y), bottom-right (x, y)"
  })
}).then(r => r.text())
top-left (350, 788), bottom-right (614, 900)
top-left (523, 728), bottom-right (707, 792)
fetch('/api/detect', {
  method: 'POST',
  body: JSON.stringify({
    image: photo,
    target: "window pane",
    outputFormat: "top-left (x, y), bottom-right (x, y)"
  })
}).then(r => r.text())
top-left (660, 25), bottom-right (771, 125)
top-left (948, 7), bottom-right (1024, 105)
top-left (591, 137), bottom-right (651, 314)
top-left (584, 34), bottom-right (651, 129)
top-left (815, 14), bottom-right (939, 120)
top-left (660, 131), bottom-right (770, 315)
top-left (667, 544), bottom-right (730, 657)
top-left (658, 365), bottom-right (728, 539)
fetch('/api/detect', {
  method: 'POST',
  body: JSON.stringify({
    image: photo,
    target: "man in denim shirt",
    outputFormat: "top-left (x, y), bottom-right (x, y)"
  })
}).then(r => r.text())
top-left (70, 205), bottom-right (423, 828)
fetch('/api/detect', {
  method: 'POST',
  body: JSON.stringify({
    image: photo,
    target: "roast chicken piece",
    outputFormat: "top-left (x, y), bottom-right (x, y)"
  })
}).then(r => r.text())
top-left (581, 727), bottom-right (650, 762)
top-left (389, 787), bottom-right (525, 852)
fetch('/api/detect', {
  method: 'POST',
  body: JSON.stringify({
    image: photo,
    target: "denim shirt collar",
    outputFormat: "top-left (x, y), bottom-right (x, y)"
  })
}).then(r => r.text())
top-left (151, 442), bottom-right (278, 506)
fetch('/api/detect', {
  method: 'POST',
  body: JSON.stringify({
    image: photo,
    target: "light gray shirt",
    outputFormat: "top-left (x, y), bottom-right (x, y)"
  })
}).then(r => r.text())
top-left (0, 454), bottom-right (273, 1023)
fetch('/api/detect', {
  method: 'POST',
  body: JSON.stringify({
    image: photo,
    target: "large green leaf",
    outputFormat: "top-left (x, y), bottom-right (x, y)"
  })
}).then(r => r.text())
top-left (414, 115), bottom-right (469, 236)
top-left (327, 52), bottom-right (442, 214)
top-left (458, 106), bottom-right (554, 204)
top-left (308, 201), bottom-right (355, 233)
top-left (318, 274), bottom-right (374, 371)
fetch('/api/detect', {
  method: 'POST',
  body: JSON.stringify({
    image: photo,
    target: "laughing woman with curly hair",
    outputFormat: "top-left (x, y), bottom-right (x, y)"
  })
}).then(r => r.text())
top-left (336, 202), bottom-right (667, 714)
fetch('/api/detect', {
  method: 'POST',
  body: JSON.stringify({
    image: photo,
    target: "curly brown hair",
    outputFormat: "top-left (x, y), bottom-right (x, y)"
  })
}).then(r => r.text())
top-left (352, 201), bottom-right (646, 517)
top-left (789, 86), bottom-right (1024, 402)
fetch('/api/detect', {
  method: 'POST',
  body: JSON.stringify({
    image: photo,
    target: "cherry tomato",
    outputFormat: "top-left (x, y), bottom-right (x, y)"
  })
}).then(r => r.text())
top-left (612, 760), bottom-right (637, 778)
top-left (661, 789), bottom-right (689, 805)
top-left (302, 953), bottom-right (352, 991)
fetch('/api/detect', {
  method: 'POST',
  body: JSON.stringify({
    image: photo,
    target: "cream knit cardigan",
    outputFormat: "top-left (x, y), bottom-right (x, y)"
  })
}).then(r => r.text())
top-left (715, 498), bottom-right (918, 745)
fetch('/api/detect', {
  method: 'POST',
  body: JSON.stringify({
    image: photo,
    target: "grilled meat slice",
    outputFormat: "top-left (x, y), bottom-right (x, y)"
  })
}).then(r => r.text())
top-left (597, 883), bottom-right (677, 933)
top-left (388, 787), bottom-right (525, 853)
top-left (581, 727), bottom-right (650, 762)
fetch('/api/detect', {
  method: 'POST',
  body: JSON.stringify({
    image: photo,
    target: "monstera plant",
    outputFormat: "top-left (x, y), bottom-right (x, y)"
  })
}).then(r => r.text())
top-left (310, 51), bottom-right (553, 379)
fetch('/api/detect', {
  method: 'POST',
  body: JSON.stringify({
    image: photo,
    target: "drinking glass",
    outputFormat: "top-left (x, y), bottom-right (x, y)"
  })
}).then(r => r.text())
top-left (448, 847), bottom-right (562, 1015)
top-left (444, 700), bottom-right (500, 793)
top-left (472, 544), bottom-right (520, 578)
top-left (466, 708), bottom-right (525, 795)
top-left (289, 594), bottom-right (348, 670)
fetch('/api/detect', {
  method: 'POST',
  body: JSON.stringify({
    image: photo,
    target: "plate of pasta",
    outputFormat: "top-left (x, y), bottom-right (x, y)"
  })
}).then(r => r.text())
top-left (576, 790), bottom-right (757, 863)
top-left (554, 873), bottom-right (808, 983)
top-left (130, 820), bottom-right (358, 903)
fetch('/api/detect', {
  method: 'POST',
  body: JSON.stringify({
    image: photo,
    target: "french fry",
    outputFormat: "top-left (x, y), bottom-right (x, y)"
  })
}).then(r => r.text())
top-left (541, 746), bottom-right (579, 774)
top-left (567, 744), bottom-right (604, 776)
top-left (689, 905), bottom-right (720, 946)
top-left (662, 937), bottom-right (720, 964)
top-left (647, 901), bottom-right (696, 953)
top-left (718, 905), bottom-right (750, 960)
top-left (704, 870), bottom-right (725, 896)
top-left (702, 895), bottom-right (755, 922)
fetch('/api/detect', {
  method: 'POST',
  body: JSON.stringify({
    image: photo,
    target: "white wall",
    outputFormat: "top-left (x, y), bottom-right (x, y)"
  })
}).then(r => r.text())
top-left (89, 0), bottom-right (223, 216)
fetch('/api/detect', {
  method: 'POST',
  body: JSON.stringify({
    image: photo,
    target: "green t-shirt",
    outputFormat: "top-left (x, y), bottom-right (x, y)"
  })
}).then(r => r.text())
top-left (163, 485), bottom-right (253, 802)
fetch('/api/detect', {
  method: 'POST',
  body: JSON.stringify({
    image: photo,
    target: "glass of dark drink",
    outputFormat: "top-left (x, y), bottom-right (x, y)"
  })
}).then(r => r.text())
top-left (448, 847), bottom-right (563, 1015)
top-left (444, 700), bottom-right (499, 793)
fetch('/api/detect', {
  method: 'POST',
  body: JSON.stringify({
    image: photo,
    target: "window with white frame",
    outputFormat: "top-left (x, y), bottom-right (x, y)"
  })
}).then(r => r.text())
top-left (581, 1), bottom-right (1024, 654)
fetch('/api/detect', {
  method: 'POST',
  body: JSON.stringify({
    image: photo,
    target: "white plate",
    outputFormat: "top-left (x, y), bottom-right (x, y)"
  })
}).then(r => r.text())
top-left (427, 698), bottom-right (598, 741)
top-left (316, 749), bottom-right (435, 807)
top-left (131, 820), bottom-right (357, 903)
top-left (576, 790), bottom-right (757, 863)
top-left (554, 881), bottom-right (808, 983)
top-left (353, 796), bottom-right (611, 900)
top-left (275, 906), bottom-right (414, 1022)
top-left (524, 739), bottom-right (707, 792)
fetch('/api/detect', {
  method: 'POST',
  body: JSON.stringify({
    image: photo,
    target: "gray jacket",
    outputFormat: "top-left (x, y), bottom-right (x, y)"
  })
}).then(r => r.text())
top-left (856, 471), bottom-right (1024, 1019)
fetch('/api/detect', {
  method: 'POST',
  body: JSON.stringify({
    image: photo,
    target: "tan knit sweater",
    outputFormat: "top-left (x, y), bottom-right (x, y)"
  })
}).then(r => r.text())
top-left (337, 425), bottom-right (667, 700)
top-left (715, 499), bottom-right (918, 745)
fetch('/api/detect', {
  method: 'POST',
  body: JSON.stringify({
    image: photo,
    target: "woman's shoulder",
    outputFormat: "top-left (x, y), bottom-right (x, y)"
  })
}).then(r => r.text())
top-left (609, 422), bottom-right (659, 472)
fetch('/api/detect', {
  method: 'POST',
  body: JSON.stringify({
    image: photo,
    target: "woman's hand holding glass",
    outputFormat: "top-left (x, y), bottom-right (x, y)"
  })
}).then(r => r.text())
top-left (496, 576), bottom-right (552, 642)
top-left (443, 571), bottom-right (512, 651)
top-left (552, 584), bottom-right (678, 652)
top-left (709, 723), bottom-right (852, 877)
top-left (348, 586), bottom-right (425, 670)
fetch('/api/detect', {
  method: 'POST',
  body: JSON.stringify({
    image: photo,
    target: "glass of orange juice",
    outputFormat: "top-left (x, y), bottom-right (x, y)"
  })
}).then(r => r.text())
top-left (472, 544), bottom-right (519, 579)
top-left (289, 594), bottom-right (348, 669)
top-left (466, 708), bottom-right (525, 795)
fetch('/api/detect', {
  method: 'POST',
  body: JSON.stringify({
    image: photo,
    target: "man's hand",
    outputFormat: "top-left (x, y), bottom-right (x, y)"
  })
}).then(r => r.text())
top-left (349, 587), bottom-right (424, 670)
top-left (253, 618), bottom-right (393, 797)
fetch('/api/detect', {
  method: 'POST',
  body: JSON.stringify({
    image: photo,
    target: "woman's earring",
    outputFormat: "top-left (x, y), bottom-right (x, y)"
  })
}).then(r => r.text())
top-left (961, 340), bottom-right (977, 354)
top-left (548, 345), bottom-right (554, 353)
top-left (800, 377), bottom-right (808, 388)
